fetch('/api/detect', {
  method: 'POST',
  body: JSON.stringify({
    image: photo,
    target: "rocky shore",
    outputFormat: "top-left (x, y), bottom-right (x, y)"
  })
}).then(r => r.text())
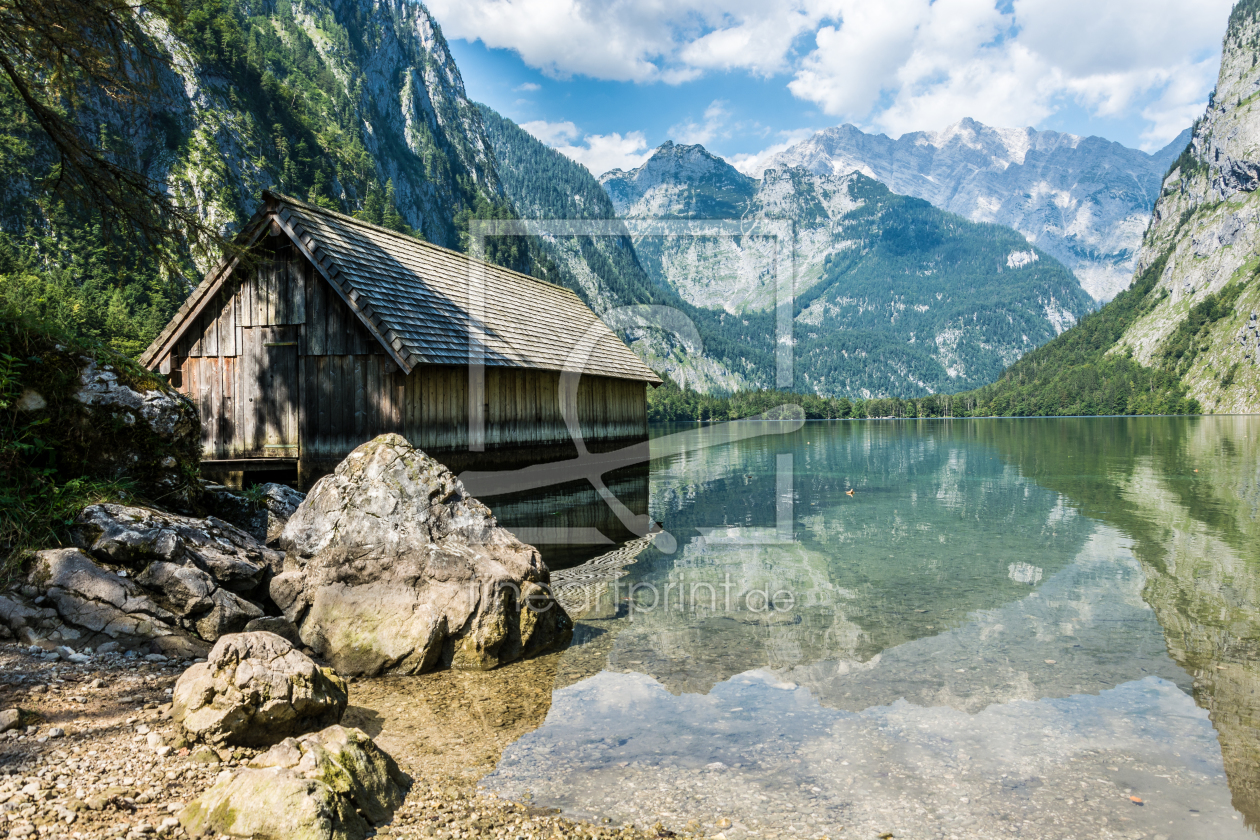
top-left (1, 351), bottom-right (696, 839)
top-left (0, 411), bottom-right (695, 839)
top-left (0, 636), bottom-right (692, 840)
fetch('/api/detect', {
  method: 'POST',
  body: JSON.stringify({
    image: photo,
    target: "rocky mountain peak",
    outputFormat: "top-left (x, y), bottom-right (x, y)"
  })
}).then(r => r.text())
top-left (765, 118), bottom-right (1189, 302)
top-left (1110, 0), bottom-right (1260, 414)
top-left (599, 141), bottom-right (755, 218)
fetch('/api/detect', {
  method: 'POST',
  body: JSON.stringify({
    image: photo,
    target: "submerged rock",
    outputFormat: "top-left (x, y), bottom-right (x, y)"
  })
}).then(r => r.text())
top-left (178, 725), bottom-right (410, 840)
top-left (272, 434), bottom-right (572, 676)
top-left (172, 631), bottom-right (348, 747)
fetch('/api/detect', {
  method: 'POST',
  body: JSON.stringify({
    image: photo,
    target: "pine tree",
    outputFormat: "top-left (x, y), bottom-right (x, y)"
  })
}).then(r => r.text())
top-left (358, 182), bottom-right (384, 226)
top-left (381, 180), bottom-right (406, 232)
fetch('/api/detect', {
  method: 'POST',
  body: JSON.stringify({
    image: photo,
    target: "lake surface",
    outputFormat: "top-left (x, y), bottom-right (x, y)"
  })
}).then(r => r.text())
top-left (477, 417), bottom-right (1260, 839)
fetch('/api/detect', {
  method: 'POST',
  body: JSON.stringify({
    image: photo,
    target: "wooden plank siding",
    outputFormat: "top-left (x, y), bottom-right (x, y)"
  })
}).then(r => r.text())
top-left (163, 237), bottom-right (648, 464)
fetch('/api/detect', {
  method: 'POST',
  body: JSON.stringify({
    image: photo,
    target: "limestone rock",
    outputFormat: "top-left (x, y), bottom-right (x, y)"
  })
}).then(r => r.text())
top-left (273, 434), bottom-right (572, 676)
top-left (25, 548), bottom-right (209, 657)
top-left (70, 357), bottom-right (200, 506)
top-left (0, 594), bottom-right (61, 646)
top-left (74, 504), bottom-right (282, 596)
top-left (172, 631), bottom-right (348, 747)
top-left (260, 483), bottom-right (306, 544)
top-left (200, 484), bottom-right (267, 542)
top-left (179, 725), bottom-right (410, 840)
top-left (0, 709), bottom-right (20, 732)
top-left (243, 616), bottom-right (302, 647)
top-left (752, 121), bottom-right (1189, 303)
top-left (64, 505), bottom-right (274, 642)
top-left (200, 483), bottom-right (306, 546)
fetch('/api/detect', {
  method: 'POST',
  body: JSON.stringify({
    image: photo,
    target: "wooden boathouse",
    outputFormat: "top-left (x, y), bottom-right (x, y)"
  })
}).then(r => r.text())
top-left (140, 192), bottom-right (661, 486)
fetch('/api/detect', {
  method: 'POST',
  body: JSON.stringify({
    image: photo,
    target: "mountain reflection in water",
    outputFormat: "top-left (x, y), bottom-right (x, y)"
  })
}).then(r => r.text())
top-left (468, 418), bottom-right (1260, 838)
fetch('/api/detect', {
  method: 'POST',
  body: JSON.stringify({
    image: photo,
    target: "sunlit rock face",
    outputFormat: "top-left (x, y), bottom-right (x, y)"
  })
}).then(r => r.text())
top-left (600, 142), bottom-right (1094, 398)
top-left (1110, 5), bottom-right (1260, 414)
top-left (765, 118), bottom-right (1187, 303)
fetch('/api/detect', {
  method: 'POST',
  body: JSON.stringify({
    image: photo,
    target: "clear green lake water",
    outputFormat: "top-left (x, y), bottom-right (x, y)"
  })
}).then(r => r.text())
top-left (483, 417), bottom-right (1260, 840)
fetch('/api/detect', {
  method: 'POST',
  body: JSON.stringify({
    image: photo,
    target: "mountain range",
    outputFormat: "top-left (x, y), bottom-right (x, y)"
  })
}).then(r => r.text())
top-left (950, 0), bottom-right (1260, 415)
top-left (760, 120), bottom-right (1190, 302)
top-left (597, 141), bottom-right (1093, 396)
top-left (3, 0), bottom-right (1253, 410)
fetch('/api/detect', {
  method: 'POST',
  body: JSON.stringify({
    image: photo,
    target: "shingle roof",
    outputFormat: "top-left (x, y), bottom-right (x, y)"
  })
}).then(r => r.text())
top-left (143, 193), bottom-right (661, 385)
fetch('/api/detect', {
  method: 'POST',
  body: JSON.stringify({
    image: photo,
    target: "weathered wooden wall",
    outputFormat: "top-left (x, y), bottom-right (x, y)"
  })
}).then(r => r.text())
top-left (166, 236), bottom-right (648, 464)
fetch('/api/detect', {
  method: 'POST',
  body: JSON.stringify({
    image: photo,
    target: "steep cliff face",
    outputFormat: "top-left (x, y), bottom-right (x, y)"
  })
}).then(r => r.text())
top-left (477, 110), bottom-right (755, 393)
top-left (1110, 0), bottom-right (1260, 414)
top-left (599, 142), bottom-right (1093, 397)
top-left (767, 118), bottom-right (1187, 303)
top-left (5, 0), bottom-right (504, 252)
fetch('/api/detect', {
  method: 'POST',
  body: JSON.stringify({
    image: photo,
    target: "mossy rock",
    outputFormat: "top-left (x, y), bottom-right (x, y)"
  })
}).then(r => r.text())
top-left (2, 318), bottom-right (202, 532)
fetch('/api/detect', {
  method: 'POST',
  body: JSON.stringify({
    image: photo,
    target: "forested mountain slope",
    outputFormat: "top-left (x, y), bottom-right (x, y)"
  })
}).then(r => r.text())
top-left (475, 107), bottom-right (757, 392)
top-left (958, 0), bottom-right (1260, 415)
top-left (601, 142), bottom-right (1094, 398)
top-left (767, 119), bottom-right (1188, 302)
top-left (2, 0), bottom-right (521, 356)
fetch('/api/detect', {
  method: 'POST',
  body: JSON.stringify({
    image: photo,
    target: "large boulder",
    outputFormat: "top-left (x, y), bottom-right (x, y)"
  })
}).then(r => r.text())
top-left (70, 356), bottom-right (201, 507)
top-left (25, 548), bottom-right (209, 657)
top-left (172, 631), bottom-right (348, 747)
top-left (271, 434), bottom-right (572, 676)
top-left (200, 482), bottom-right (306, 545)
top-left (178, 725), bottom-right (411, 840)
top-left (67, 504), bottom-right (279, 641)
top-left (74, 504), bottom-right (283, 598)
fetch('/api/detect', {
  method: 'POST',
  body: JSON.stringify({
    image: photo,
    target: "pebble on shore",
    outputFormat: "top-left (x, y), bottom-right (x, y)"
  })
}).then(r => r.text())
top-left (0, 643), bottom-right (705, 840)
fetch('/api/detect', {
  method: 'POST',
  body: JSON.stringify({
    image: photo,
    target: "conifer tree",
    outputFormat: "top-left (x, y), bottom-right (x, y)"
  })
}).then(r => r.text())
top-left (381, 180), bottom-right (406, 232)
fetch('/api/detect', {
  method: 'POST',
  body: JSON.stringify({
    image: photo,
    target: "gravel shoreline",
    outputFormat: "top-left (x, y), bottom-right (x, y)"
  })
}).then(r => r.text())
top-left (0, 644), bottom-right (703, 840)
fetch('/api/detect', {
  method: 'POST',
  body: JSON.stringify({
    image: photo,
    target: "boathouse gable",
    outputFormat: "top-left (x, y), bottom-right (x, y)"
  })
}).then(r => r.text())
top-left (140, 192), bottom-right (660, 480)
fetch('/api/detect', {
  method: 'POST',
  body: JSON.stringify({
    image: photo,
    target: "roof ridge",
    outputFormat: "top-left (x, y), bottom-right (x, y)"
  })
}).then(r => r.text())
top-left (264, 190), bottom-right (578, 297)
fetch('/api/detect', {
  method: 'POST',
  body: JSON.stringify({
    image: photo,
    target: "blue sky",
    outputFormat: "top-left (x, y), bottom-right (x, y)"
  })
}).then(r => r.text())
top-left (429, 0), bottom-right (1235, 176)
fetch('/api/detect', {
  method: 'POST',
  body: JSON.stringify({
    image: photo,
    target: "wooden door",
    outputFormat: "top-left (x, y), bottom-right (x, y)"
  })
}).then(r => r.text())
top-left (257, 325), bottom-right (300, 455)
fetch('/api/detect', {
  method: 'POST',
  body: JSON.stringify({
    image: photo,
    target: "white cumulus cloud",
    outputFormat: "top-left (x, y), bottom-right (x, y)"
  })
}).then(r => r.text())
top-left (787, 0), bottom-right (1233, 148)
top-left (429, 0), bottom-right (1233, 150)
top-left (728, 129), bottom-right (819, 176)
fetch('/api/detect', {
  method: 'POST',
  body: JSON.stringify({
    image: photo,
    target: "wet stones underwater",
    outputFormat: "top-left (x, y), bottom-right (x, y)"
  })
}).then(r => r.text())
top-left (478, 417), bottom-right (1260, 840)
top-left (3, 418), bottom-right (1259, 840)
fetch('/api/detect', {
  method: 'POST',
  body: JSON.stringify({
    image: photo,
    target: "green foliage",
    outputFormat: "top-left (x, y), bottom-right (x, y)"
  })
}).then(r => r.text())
top-left (175, 0), bottom-right (375, 225)
top-left (1157, 281), bottom-right (1245, 374)
top-left (791, 177), bottom-right (1095, 397)
top-left (647, 379), bottom-right (972, 422)
top-left (1163, 123), bottom-right (1205, 183)
top-left (0, 310), bottom-right (141, 572)
top-left (948, 252), bottom-right (1201, 416)
top-left (355, 180), bottom-right (417, 237)
top-left (454, 188), bottom-right (532, 275)
top-left (0, 223), bottom-right (185, 357)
